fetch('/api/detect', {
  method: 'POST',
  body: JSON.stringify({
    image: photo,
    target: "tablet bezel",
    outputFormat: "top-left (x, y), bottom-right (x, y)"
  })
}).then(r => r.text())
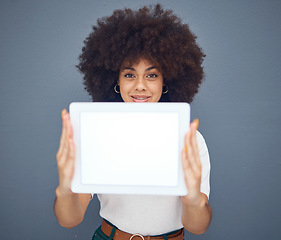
top-left (70, 102), bottom-right (189, 196)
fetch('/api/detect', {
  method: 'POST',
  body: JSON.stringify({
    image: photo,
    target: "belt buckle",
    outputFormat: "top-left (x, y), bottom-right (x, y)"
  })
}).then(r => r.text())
top-left (130, 233), bottom-right (145, 240)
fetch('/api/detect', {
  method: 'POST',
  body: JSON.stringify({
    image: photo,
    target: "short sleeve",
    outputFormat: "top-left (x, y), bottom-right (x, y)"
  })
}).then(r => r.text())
top-left (196, 131), bottom-right (211, 199)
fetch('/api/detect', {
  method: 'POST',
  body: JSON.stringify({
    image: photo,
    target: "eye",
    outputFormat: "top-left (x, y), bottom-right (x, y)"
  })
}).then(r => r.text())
top-left (147, 74), bottom-right (158, 79)
top-left (124, 73), bottom-right (135, 78)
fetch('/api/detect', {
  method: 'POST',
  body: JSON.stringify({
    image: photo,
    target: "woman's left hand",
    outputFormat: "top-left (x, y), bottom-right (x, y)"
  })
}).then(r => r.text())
top-left (181, 119), bottom-right (203, 207)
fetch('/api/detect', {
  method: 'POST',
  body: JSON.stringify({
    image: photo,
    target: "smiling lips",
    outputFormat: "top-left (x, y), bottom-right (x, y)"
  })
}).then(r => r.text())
top-left (131, 95), bottom-right (150, 102)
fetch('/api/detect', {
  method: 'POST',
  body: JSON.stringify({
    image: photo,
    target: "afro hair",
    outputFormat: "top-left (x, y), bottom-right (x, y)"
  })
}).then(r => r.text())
top-left (76, 4), bottom-right (205, 103)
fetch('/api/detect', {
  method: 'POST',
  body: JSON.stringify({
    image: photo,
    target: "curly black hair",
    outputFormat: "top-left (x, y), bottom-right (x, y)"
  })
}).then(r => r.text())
top-left (77, 4), bottom-right (205, 103)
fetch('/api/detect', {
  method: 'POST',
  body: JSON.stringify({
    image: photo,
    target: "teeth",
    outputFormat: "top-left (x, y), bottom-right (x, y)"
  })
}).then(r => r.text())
top-left (133, 96), bottom-right (148, 100)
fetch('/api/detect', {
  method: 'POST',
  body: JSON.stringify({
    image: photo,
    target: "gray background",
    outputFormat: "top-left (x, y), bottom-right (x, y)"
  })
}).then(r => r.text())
top-left (0, 0), bottom-right (280, 239)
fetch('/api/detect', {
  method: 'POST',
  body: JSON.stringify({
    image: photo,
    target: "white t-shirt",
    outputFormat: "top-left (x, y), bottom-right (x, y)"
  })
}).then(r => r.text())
top-left (95, 131), bottom-right (210, 235)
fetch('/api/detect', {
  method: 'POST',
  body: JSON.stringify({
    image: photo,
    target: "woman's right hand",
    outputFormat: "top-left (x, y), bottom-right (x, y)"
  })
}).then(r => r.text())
top-left (56, 109), bottom-right (76, 195)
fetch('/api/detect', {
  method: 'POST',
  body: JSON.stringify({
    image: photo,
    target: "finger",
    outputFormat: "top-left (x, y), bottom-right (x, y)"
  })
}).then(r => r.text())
top-left (185, 126), bottom-right (195, 164)
top-left (68, 137), bottom-right (75, 162)
top-left (57, 109), bottom-right (68, 157)
top-left (190, 121), bottom-right (200, 165)
top-left (57, 136), bottom-right (74, 187)
top-left (182, 118), bottom-right (200, 170)
top-left (67, 137), bottom-right (76, 179)
top-left (66, 114), bottom-right (73, 139)
top-left (182, 130), bottom-right (196, 174)
top-left (193, 118), bottom-right (199, 130)
top-left (64, 113), bottom-right (74, 158)
top-left (58, 113), bottom-right (72, 162)
top-left (181, 145), bottom-right (190, 171)
top-left (181, 145), bottom-right (200, 194)
top-left (60, 133), bottom-right (70, 162)
top-left (184, 122), bottom-right (200, 173)
top-left (190, 119), bottom-right (202, 171)
top-left (181, 147), bottom-right (192, 187)
top-left (58, 110), bottom-right (71, 157)
top-left (61, 114), bottom-right (75, 164)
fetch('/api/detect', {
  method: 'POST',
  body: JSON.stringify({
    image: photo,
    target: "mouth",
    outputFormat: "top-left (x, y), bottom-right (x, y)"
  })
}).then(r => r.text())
top-left (131, 95), bottom-right (150, 102)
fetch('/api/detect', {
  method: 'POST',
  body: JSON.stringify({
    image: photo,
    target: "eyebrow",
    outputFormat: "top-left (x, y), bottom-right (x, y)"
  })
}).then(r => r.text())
top-left (121, 66), bottom-right (157, 72)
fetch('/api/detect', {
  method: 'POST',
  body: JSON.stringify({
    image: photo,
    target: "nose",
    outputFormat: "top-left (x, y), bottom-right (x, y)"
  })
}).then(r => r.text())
top-left (134, 77), bottom-right (147, 91)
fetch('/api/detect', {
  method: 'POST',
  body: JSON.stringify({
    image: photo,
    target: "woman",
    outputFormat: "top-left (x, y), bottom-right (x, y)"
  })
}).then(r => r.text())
top-left (54, 4), bottom-right (212, 239)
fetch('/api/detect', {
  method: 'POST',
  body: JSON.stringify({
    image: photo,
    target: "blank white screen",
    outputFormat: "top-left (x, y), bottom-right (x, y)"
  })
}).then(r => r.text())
top-left (80, 112), bottom-right (179, 187)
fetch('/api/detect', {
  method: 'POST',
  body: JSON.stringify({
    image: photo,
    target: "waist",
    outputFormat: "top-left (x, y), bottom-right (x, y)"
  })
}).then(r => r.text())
top-left (101, 219), bottom-right (184, 240)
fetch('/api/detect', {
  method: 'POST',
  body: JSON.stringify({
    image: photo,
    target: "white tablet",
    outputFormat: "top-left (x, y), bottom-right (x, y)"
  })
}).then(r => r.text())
top-left (70, 102), bottom-right (190, 195)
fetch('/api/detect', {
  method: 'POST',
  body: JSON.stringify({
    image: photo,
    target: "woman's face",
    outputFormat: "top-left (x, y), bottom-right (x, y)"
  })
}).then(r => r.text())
top-left (118, 59), bottom-right (164, 103)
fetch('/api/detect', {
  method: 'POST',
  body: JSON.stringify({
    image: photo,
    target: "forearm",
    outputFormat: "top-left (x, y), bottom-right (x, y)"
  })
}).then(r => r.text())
top-left (181, 193), bottom-right (212, 235)
top-left (54, 187), bottom-right (85, 228)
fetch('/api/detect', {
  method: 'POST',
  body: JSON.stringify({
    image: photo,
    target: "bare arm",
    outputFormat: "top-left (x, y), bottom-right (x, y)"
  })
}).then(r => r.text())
top-left (54, 190), bottom-right (92, 228)
top-left (181, 120), bottom-right (212, 234)
top-left (181, 193), bottom-right (212, 234)
top-left (54, 109), bottom-right (92, 228)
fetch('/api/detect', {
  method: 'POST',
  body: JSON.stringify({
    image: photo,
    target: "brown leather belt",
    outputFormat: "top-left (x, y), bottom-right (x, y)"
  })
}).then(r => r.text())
top-left (101, 219), bottom-right (184, 240)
